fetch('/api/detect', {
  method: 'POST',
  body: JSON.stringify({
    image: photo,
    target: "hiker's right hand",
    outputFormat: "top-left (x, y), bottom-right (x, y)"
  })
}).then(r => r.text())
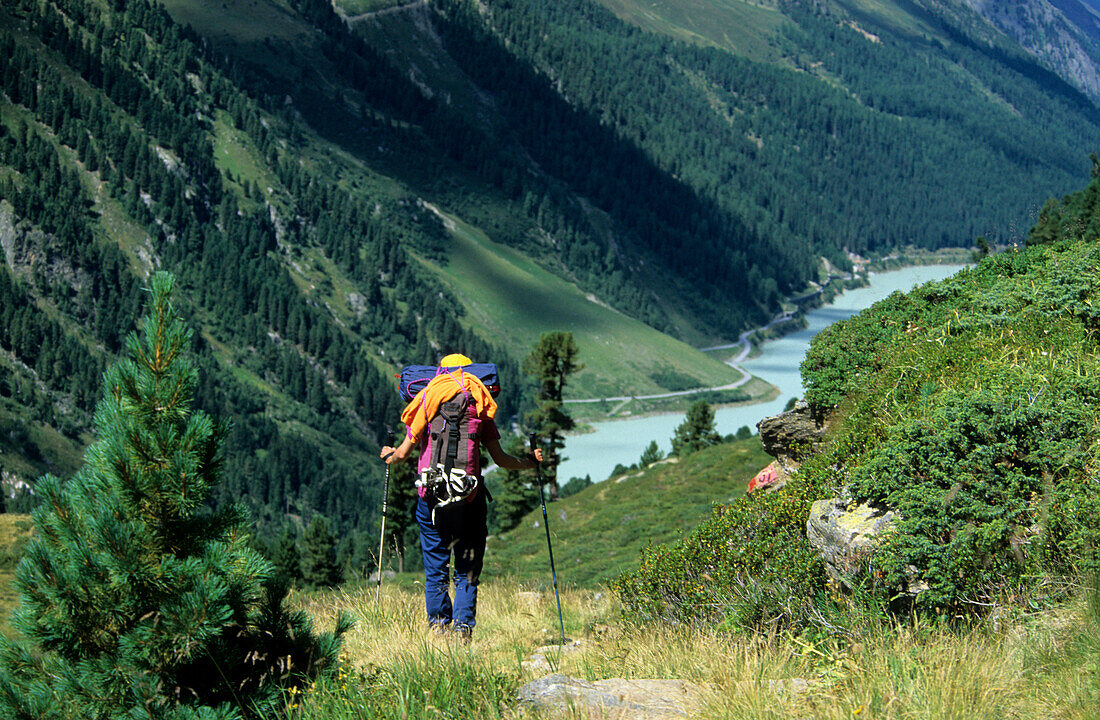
top-left (383, 437), bottom-right (415, 464)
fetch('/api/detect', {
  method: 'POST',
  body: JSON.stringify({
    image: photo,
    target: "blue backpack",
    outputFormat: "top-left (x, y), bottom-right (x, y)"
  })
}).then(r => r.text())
top-left (397, 363), bottom-right (500, 403)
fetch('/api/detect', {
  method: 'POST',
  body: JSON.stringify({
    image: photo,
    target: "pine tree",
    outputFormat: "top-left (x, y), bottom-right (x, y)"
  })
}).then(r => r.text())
top-left (670, 400), bottom-right (722, 456)
top-left (0, 272), bottom-right (350, 719)
top-left (523, 331), bottom-right (582, 499)
top-left (272, 525), bottom-right (303, 586)
top-left (639, 439), bottom-right (664, 467)
top-left (301, 515), bottom-right (343, 590)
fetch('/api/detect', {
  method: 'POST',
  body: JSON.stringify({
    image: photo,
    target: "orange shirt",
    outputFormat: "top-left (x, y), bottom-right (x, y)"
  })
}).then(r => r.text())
top-left (400, 368), bottom-right (498, 443)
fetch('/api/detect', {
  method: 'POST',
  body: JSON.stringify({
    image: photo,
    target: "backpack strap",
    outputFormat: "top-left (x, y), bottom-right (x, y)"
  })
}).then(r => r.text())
top-left (442, 399), bottom-right (462, 480)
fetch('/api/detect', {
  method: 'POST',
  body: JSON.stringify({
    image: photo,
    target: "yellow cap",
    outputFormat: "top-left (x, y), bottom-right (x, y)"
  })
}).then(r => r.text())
top-left (439, 353), bottom-right (473, 367)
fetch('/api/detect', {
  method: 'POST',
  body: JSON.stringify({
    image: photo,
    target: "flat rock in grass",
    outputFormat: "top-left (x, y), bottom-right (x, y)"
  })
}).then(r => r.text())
top-left (517, 673), bottom-right (704, 718)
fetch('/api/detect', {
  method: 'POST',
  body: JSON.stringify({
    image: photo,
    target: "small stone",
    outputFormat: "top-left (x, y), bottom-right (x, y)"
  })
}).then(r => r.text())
top-left (521, 654), bottom-right (551, 674)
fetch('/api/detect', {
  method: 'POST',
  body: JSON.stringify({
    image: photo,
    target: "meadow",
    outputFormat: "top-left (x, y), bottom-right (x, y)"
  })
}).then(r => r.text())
top-left (483, 439), bottom-right (772, 587)
top-left (425, 208), bottom-right (747, 401)
top-left (291, 575), bottom-right (1100, 719)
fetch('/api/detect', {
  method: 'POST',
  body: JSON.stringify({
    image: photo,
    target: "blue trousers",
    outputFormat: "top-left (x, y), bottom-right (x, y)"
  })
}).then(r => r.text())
top-left (417, 492), bottom-right (487, 631)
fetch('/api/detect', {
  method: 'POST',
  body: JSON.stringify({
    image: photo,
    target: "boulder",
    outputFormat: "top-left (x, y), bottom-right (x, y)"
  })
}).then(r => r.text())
top-left (756, 400), bottom-right (828, 461)
top-left (806, 498), bottom-right (897, 587)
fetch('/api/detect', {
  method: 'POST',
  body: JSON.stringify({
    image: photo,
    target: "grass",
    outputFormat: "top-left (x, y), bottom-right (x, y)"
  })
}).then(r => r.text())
top-left (290, 576), bottom-right (1100, 719)
top-left (0, 514), bottom-right (32, 635)
top-left (161, 0), bottom-right (312, 44)
top-left (211, 110), bottom-right (282, 209)
top-left (334, 0), bottom-right (410, 16)
top-left (483, 438), bottom-right (773, 587)
top-left (425, 207), bottom-right (745, 400)
top-left (0, 466), bottom-right (1097, 719)
top-left (567, 377), bottom-right (779, 423)
top-left (594, 0), bottom-right (790, 62)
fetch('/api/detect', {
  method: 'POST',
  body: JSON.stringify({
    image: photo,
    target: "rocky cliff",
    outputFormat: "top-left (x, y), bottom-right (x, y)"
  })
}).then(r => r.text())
top-left (962, 0), bottom-right (1100, 102)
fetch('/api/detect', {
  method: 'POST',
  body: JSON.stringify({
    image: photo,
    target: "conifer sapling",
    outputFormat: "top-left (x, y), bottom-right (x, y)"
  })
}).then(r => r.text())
top-left (0, 272), bottom-right (351, 719)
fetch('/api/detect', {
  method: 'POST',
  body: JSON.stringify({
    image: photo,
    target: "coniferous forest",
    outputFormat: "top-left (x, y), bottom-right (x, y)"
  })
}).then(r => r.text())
top-left (1, 0), bottom-right (1099, 562)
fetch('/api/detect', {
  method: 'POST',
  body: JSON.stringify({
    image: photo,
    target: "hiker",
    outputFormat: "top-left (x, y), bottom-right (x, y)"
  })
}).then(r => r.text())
top-left (381, 353), bottom-right (543, 641)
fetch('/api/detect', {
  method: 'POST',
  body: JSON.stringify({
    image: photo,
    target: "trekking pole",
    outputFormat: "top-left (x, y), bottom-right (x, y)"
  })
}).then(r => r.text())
top-left (530, 433), bottom-right (567, 645)
top-left (376, 427), bottom-right (394, 604)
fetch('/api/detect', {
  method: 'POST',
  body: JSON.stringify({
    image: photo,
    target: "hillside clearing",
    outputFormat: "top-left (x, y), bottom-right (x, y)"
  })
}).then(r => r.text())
top-left (423, 205), bottom-right (749, 400)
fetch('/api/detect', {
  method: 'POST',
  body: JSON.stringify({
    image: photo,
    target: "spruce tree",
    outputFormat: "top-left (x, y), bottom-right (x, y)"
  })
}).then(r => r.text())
top-left (523, 331), bottom-right (582, 499)
top-left (0, 272), bottom-right (350, 719)
top-left (272, 525), bottom-right (303, 586)
top-left (638, 440), bottom-right (664, 467)
top-left (670, 400), bottom-right (722, 456)
top-left (301, 516), bottom-right (343, 590)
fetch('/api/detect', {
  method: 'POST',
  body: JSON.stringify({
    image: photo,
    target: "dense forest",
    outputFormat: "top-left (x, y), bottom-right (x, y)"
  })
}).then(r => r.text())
top-left (427, 0), bottom-right (1100, 257)
top-left (0, 0), bottom-right (524, 558)
top-left (2, 0), bottom-right (1099, 563)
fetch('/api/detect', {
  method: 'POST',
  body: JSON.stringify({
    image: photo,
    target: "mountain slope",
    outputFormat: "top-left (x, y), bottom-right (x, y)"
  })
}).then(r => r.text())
top-left (0, 0), bottom-right (515, 544)
top-left (352, 0), bottom-right (1100, 257)
top-left (484, 438), bottom-right (772, 587)
top-left (0, 0), bottom-right (749, 548)
top-left (961, 0), bottom-right (1100, 102)
top-left (3, 0), bottom-right (1100, 550)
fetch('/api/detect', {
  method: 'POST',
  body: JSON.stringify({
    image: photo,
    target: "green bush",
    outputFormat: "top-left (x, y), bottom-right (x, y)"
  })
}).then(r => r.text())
top-left (804, 242), bottom-right (1100, 611)
top-left (613, 467), bottom-right (828, 628)
top-left (845, 337), bottom-right (1098, 605)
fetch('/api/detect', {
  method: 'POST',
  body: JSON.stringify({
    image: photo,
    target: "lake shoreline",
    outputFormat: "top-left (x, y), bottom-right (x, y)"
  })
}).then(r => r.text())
top-left (557, 263), bottom-right (968, 482)
top-left (566, 258), bottom-right (966, 426)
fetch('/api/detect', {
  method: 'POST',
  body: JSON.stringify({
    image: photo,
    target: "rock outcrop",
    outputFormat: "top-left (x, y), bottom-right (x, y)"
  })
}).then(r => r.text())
top-left (806, 498), bottom-right (897, 588)
top-left (1, 201), bottom-right (88, 289)
top-left (748, 400), bottom-right (831, 494)
top-left (755, 402), bottom-right (917, 593)
top-left (756, 400), bottom-right (829, 461)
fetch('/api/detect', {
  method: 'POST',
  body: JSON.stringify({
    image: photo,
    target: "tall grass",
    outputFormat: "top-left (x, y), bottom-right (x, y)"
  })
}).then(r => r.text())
top-left (288, 577), bottom-right (1100, 719)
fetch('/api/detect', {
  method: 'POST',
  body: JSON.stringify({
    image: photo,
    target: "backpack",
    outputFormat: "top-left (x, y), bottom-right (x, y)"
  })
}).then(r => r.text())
top-left (398, 363), bottom-right (500, 403)
top-left (418, 392), bottom-right (480, 514)
top-left (398, 364), bottom-right (499, 516)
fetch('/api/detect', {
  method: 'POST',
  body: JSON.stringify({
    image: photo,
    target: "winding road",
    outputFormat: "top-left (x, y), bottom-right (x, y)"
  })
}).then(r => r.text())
top-left (564, 311), bottom-right (795, 405)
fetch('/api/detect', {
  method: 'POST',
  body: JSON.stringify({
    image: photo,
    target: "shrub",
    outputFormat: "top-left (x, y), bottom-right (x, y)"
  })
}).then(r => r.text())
top-left (613, 466), bottom-right (828, 628)
top-left (618, 234), bottom-right (1100, 624)
top-left (0, 273), bottom-right (350, 718)
top-left (802, 242), bottom-right (1100, 611)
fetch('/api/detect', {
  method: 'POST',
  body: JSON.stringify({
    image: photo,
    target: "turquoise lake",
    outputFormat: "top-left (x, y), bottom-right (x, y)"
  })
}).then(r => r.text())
top-left (557, 264), bottom-right (967, 483)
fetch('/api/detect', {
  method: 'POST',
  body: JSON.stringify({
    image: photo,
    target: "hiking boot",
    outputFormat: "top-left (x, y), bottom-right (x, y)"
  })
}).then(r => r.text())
top-left (428, 622), bottom-right (450, 639)
top-left (453, 626), bottom-right (473, 645)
